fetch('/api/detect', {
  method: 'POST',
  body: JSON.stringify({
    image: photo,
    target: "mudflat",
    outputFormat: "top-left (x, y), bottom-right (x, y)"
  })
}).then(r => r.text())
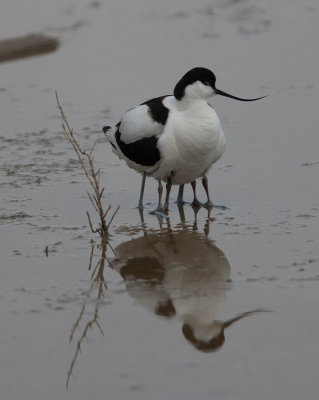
top-left (1, 1), bottom-right (318, 399)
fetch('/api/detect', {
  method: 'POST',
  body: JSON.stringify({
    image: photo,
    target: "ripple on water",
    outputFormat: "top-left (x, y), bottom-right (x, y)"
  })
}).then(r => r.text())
top-left (0, 212), bottom-right (31, 223)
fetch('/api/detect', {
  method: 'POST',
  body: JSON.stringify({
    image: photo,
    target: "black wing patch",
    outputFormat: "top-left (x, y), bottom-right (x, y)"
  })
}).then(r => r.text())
top-left (115, 127), bottom-right (161, 166)
top-left (141, 96), bottom-right (169, 125)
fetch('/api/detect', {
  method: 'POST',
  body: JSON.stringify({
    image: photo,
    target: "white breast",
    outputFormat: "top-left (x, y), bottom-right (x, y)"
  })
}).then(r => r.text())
top-left (156, 98), bottom-right (226, 184)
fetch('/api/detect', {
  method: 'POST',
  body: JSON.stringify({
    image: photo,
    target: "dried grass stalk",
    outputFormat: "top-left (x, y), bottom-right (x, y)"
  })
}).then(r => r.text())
top-left (55, 92), bottom-right (119, 239)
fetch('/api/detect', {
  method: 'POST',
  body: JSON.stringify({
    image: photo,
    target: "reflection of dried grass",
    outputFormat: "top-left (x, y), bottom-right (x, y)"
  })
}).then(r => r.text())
top-left (55, 92), bottom-right (119, 239)
top-left (66, 241), bottom-right (108, 389)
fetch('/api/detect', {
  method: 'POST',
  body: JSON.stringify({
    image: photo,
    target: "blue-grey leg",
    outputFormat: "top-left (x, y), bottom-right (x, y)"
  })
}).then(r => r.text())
top-left (151, 180), bottom-right (163, 214)
top-left (137, 171), bottom-right (146, 209)
top-left (191, 180), bottom-right (201, 206)
top-left (202, 175), bottom-right (212, 206)
top-left (163, 177), bottom-right (172, 213)
top-left (176, 184), bottom-right (185, 205)
top-left (177, 202), bottom-right (186, 222)
top-left (202, 175), bottom-right (228, 210)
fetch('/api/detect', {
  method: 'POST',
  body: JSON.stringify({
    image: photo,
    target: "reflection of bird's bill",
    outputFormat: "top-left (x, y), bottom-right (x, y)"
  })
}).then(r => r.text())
top-left (183, 308), bottom-right (270, 353)
top-left (223, 308), bottom-right (271, 328)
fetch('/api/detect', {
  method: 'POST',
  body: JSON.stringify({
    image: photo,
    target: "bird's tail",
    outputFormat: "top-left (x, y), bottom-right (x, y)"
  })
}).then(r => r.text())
top-left (103, 125), bottom-right (111, 136)
top-left (102, 125), bottom-right (114, 143)
top-left (102, 125), bottom-right (121, 155)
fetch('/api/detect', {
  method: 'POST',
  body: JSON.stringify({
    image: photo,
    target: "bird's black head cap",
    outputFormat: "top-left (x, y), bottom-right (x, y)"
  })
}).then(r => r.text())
top-left (174, 67), bottom-right (216, 100)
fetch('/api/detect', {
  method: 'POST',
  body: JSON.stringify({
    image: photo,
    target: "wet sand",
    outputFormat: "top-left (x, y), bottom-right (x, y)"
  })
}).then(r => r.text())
top-left (1, 0), bottom-right (319, 399)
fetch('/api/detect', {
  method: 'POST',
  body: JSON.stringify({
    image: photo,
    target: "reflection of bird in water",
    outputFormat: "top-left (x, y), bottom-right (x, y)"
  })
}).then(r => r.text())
top-left (111, 223), bottom-right (264, 352)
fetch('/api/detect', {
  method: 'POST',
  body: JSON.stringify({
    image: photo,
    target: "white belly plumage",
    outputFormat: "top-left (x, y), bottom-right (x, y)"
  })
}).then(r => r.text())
top-left (153, 108), bottom-right (226, 184)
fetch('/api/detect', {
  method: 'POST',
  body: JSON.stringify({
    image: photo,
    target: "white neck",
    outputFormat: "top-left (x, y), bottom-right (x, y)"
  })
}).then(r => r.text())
top-left (175, 96), bottom-right (210, 112)
top-left (175, 81), bottom-right (215, 109)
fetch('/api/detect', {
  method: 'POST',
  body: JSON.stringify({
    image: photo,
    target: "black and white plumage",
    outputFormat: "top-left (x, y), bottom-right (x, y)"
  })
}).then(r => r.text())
top-left (103, 67), bottom-right (265, 212)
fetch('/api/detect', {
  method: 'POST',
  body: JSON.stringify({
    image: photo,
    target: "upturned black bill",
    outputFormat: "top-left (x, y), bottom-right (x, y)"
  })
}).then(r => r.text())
top-left (215, 88), bottom-right (267, 102)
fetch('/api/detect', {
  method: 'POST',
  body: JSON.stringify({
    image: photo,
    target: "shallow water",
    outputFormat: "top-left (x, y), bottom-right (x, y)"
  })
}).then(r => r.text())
top-left (1, 1), bottom-right (319, 399)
